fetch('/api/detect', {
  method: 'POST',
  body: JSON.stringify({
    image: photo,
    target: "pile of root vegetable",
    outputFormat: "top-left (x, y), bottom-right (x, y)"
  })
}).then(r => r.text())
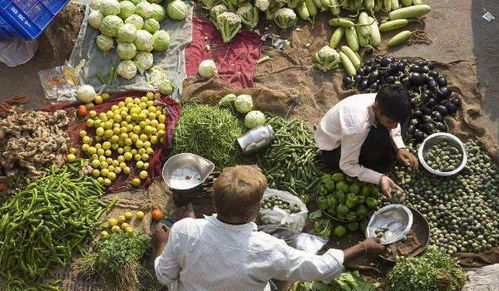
top-left (0, 161), bottom-right (110, 289)
top-left (0, 110), bottom-right (70, 178)
top-left (392, 139), bottom-right (498, 254)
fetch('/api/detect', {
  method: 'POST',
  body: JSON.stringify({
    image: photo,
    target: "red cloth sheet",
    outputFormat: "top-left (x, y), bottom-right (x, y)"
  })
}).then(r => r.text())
top-left (42, 92), bottom-right (181, 193)
top-left (185, 18), bottom-right (262, 89)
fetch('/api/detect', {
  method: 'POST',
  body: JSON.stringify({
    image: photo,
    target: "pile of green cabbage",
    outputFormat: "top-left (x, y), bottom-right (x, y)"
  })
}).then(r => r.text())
top-left (218, 93), bottom-right (266, 129)
top-left (88, 0), bottom-right (188, 81)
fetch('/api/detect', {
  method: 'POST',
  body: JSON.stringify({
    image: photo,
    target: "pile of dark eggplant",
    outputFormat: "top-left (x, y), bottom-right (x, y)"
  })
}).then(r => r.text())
top-left (343, 56), bottom-right (461, 143)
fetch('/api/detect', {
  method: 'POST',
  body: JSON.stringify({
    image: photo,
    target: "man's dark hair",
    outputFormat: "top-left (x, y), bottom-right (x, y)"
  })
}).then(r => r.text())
top-left (375, 84), bottom-right (411, 122)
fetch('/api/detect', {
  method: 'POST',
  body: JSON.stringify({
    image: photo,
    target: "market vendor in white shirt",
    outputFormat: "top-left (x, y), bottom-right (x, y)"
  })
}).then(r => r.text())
top-left (152, 165), bottom-right (385, 290)
top-left (315, 84), bottom-right (419, 198)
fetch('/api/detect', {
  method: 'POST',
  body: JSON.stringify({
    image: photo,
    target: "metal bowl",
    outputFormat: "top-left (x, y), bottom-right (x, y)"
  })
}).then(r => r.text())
top-left (381, 206), bottom-right (430, 262)
top-left (365, 204), bottom-right (413, 245)
top-left (418, 133), bottom-right (467, 176)
top-left (161, 153), bottom-right (215, 191)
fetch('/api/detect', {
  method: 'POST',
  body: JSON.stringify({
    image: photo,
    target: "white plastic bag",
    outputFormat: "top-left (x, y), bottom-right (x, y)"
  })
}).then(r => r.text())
top-left (259, 188), bottom-right (308, 232)
top-left (0, 39), bottom-right (38, 67)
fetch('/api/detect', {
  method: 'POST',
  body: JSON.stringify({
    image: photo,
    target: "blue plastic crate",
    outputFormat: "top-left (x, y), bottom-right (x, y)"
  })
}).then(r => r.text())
top-left (0, 0), bottom-right (70, 40)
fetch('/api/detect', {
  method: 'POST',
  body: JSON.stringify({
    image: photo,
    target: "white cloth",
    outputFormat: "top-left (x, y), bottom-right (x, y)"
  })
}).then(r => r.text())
top-left (314, 93), bottom-right (405, 184)
top-left (155, 215), bottom-right (345, 291)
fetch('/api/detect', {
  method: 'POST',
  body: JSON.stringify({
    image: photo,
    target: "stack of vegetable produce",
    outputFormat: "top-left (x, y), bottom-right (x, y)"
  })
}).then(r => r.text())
top-left (88, 0), bottom-right (187, 80)
top-left (256, 116), bottom-right (324, 202)
top-left (0, 110), bottom-right (70, 178)
top-left (392, 140), bottom-right (498, 254)
top-left (316, 172), bottom-right (381, 236)
top-left (423, 140), bottom-right (463, 172)
top-left (0, 161), bottom-right (108, 289)
top-left (383, 247), bottom-right (468, 291)
top-left (343, 57), bottom-right (461, 143)
top-left (201, 0), bottom-right (431, 44)
top-left (72, 92), bottom-right (169, 187)
top-left (172, 105), bottom-right (247, 169)
top-left (75, 232), bottom-right (151, 290)
top-left (102, 210), bottom-right (145, 236)
top-left (219, 93), bottom-right (267, 129)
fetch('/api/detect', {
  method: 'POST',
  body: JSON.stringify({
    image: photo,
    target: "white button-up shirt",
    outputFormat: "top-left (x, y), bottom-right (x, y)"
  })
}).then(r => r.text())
top-left (314, 93), bottom-right (405, 184)
top-left (155, 215), bottom-right (345, 291)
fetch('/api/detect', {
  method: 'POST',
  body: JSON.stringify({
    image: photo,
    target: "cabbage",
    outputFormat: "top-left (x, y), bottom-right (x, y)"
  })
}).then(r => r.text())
top-left (198, 59), bottom-right (217, 78)
top-left (134, 52), bottom-right (154, 73)
top-left (147, 66), bottom-right (168, 86)
top-left (134, 30), bottom-right (153, 51)
top-left (117, 42), bottom-right (137, 60)
top-left (88, 10), bottom-right (104, 30)
top-left (219, 93), bottom-right (236, 107)
top-left (167, 0), bottom-right (188, 21)
top-left (159, 80), bottom-right (175, 95)
top-left (144, 18), bottom-right (160, 34)
top-left (314, 46), bottom-right (340, 71)
top-left (117, 23), bottom-right (137, 42)
top-left (77, 85), bottom-right (96, 103)
top-left (150, 3), bottom-right (166, 22)
top-left (119, 1), bottom-right (136, 19)
top-left (234, 94), bottom-right (253, 113)
top-left (100, 0), bottom-right (120, 16)
top-left (135, 1), bottom-right (154, 19)
top-left (96, 34), bottom-right (114, 52)
top-left (152, 30), bottom-right (170, 51)
top-left (125, 14), bottom-right (144, 29)
top-left (90, 0), bottom-right (102, 10)
top-left (216, 12), bottom-right (242, 43)
top-left (244, 110), bottom-right (265, 128)
top-left (100, 15), bottom-right (123, 37)
top-left (117, 60), bottom-right (138, 79)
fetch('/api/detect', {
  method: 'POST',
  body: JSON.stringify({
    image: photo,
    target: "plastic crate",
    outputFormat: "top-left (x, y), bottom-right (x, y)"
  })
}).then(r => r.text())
top-left (0, 0), bottom-right (70, 40)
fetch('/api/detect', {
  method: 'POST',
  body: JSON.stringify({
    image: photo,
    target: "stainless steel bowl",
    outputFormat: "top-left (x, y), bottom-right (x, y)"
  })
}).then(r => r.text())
top-left (162, 153), bottom-right (215, 190)
top-left (418, 133), bottom-right (467, 176)
top-left (365, 204), bottom-right (413, 245)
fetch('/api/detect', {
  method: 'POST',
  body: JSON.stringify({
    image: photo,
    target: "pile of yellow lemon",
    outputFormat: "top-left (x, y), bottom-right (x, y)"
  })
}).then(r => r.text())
top-left (69, 92), bottom-right (168, 186)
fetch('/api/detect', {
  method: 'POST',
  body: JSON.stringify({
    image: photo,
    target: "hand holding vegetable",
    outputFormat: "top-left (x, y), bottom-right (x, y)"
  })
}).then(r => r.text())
top-left (396, 148), bottom-right (419, 170)
top-left (152, 223), bottom-right (170, 256)
top-left (378, 175), bottom-right (403, 199)
top-left (361, 237), bottom-right (385, 255)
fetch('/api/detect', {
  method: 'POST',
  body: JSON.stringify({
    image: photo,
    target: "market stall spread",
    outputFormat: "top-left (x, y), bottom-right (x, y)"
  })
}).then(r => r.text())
top-left (0, 0), bottom-right (498, 290)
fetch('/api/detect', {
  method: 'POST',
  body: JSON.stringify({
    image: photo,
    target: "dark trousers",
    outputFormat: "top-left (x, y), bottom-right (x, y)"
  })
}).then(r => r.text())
top-left (321, 125), bottom-right (394, 174)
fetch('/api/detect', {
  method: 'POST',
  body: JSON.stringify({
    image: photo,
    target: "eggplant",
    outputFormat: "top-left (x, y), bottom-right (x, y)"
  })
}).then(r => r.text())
top-left (343, 76), bottom-right (353, 87)
top-left (437, 76), bottom-right (447, 86)
top-left (427, 80), bottom-right (438, 90)
top-left (407, 125), bottom-right (415, 136)
top-left (364, 60), bottom-right (373, 66)
top-left (436, 122), bottom-right (447, 132)
top-left (422, 107), bottom-right (432, 115)
top-left (357, 68), bottom-right (365, 76)
top-left (422, 122), bottom-right (435, 134)
top-left (380, 57), bottom-right (393, 67)
top-left (410, 73), bottom-right (423, 85)
top-left (370, 82), bottom-right (380, 91)
top-left (368, 71), bottom-right (379, 84)
top-left (363, 67), bottom-right (372, 76)
top-left (450, 97), bottom-right (461, 107)
top-left (389, 62), bottom-right (399, 72)
top-left (446, 103), bottom-right (458, 114)
top-left (413, 110), bottom-right (423, 119)
top-left (384, 75), bottom-right (395, 84)
top-left (410, 65), bottom-right (423, 73)
top-left (354, 74), bottom-right (362, 84)
top-left (424, 61), bottom-right (433, 69)
top-left (429, 70), bottom-right (439, 78)
top-left (432, 111), bottom-right (443, 122)
top-left (427, 98), bottom-right (436, 107)
top-left (414, 130), bottom-right (426, 142)
top-left (360, 79), bottom-right (369, 90)
top-left (438, 86), bottom-right (452, 98)
top-left (416, 61), bottom-right (425, 67)
top-left (435, 104), bottom-right (448, 115)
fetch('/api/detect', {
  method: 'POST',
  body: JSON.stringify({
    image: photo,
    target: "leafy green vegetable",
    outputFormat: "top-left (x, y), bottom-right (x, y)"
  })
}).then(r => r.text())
top-left (291, 271), bottom-right (377, 291)
top-left (76, 232), bottom-right (151, 290)
top-left (384, 247), bottom-right (468, 291)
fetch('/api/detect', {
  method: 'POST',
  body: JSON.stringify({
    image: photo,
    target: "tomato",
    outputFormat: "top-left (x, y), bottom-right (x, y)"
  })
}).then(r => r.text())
top-left (78, 105), bottom-right (88, 117)
top-left (151, 208), bottom-right (164, 221)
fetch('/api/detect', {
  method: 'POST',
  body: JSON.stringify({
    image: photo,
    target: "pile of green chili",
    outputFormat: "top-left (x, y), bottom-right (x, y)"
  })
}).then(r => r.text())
top-left (257, 116), bottom-right (324, 201)
top-left (0, 160), bottom-right (111, 290)
top-left (172, 105), bottom-right (247, 169)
